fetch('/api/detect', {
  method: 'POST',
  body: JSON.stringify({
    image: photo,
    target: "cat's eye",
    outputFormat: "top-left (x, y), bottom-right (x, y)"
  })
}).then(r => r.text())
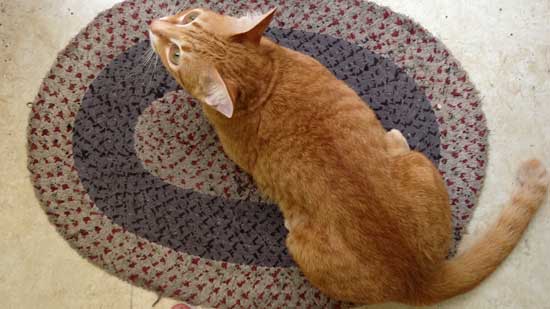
top-left (182, 11), bottom-right (200, 24)
top-left (168, 44), bottom-right (181, 65)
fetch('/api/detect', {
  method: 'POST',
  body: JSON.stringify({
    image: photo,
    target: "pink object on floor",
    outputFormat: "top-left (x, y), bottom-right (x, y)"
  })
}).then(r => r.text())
top-left (172, 304), bottom-right (191, 309)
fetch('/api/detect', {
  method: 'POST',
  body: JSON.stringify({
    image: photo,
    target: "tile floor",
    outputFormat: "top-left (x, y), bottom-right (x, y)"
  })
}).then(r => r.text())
top-left (1, 0), bottom-right (549, 308)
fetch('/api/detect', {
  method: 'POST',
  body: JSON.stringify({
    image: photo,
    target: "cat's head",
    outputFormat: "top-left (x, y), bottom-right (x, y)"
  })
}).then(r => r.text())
top-left (149, 8), bottom-right (277, 118)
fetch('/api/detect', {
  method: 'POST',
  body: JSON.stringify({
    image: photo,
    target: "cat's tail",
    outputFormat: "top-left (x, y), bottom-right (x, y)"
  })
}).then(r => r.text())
top-left (405, 159), bottom-right (549, 306)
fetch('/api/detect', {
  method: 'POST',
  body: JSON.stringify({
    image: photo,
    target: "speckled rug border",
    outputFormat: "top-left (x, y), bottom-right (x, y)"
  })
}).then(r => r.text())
top-left (27, 0), bottom-right (488, 307)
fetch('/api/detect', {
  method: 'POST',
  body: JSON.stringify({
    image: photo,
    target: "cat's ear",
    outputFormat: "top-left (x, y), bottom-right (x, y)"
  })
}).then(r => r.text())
top-left (231, 8), bottom-right (277, 45)
top-left (201, 66), bottom-right (237, 118)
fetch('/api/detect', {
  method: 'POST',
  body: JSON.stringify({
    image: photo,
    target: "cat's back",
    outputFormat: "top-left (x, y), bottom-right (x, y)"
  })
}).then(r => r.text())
top-left (260, 40), bottom-right (388, 165)
top-left (256, 41), bottom-right (397, 211)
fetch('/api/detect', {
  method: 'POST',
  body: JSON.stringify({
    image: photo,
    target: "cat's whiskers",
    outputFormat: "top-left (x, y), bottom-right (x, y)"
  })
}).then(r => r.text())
top-left (143, 48), bottom-right (156, 68)
top-left (123, 44), bottom-right (160, 86)
top-left (127, 46), bottom-right (155, 79)
top-left (146, 54), bottom-right (159, 89)
top-left (142, 47), bottom-right (159, 78)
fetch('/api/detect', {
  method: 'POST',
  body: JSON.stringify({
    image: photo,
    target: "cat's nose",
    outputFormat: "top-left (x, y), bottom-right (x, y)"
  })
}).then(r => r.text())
top-left (150, 19), bottom-right (181, 39)
top-left (149, 19), bottom-right (168, 36)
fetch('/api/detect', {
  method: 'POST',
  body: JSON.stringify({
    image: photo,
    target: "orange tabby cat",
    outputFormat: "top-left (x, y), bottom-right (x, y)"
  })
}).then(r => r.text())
top-left (149, 8), bottom-right (549, 305)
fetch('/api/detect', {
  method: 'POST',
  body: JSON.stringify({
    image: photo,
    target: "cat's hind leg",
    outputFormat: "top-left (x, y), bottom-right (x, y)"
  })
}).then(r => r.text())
top-left (386, 129), bottom-right (410, 156)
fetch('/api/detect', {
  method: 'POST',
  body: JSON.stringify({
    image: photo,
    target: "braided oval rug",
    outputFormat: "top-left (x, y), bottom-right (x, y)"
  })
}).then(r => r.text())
top-left (27, 0), bottom-right (488, 307)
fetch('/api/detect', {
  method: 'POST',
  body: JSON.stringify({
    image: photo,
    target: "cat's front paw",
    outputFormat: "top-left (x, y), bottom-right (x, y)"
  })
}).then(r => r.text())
top-left (386, 129), bottom-right (410, 156)
top-left (284, 219), bottom-right (291, 231)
